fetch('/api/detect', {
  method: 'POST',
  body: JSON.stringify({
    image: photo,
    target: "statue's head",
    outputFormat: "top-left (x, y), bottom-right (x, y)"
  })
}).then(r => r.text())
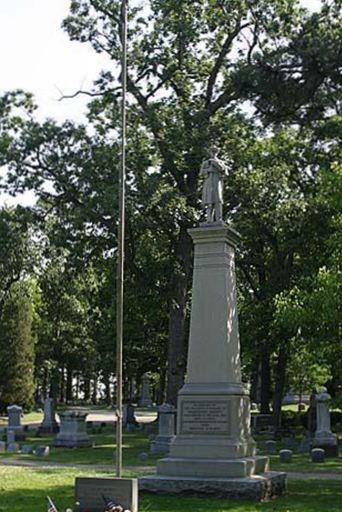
top-left (209, 145), bottom-right (220, 158)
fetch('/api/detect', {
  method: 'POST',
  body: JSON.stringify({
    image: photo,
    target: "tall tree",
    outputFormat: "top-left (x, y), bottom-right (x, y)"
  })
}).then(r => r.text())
top-left (0, 280), bottom-right (38, 411)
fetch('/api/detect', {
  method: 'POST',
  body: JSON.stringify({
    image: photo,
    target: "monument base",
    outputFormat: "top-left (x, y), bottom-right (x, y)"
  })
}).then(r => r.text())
top-left (53, 438), bottom-right (92, 448)
top-left (139, 472), bottom-right (286, 501)
top-left (38, 425), bottom-right (59, 435)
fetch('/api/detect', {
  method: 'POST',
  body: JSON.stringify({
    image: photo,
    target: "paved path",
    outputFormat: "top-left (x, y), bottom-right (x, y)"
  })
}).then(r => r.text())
top-left (0, 458), bottom-right (341, 480)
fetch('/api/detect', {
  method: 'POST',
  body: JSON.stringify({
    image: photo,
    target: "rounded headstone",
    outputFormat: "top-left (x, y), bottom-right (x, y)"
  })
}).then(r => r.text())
top-left (138, 452), bottom-right (148, 463)
top-left (311, 448), bottom-right (325, 463)
top-left (265, 440), bottom-right (277, 455)
top-left (279, 449), bottom-right (292, 463)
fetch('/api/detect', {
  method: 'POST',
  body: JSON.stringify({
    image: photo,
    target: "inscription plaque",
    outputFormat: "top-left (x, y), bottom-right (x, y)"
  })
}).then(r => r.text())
top-left (180, 400), bottom-right (231, 435)
top-left (75, 477), bottom-right (138, 512)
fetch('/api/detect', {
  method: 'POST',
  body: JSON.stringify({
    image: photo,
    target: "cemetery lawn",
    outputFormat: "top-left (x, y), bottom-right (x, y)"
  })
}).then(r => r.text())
top-left (0, 430), bottom-right (341, 474)
top-left (0, 467), bottom-right (341, 512)
top-left (0, 411), bottom-right (43, 426)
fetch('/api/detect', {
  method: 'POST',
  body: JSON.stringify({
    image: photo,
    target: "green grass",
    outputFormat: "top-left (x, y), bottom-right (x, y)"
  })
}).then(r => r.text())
top-left (1, 429), bottom-right (341, 474)
top-left (0, 412), bottom-right (43, 426)
top-left (0, 467), bottom-right (341, 512)
top-left (0, 430), bottom-right (160, 468)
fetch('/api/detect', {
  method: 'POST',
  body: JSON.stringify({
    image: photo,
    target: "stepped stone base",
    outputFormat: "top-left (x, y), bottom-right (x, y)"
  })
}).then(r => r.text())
top-left (157, 455), bottom-right (268, 478)
top-left (139, 472), bottom-right (286, 501)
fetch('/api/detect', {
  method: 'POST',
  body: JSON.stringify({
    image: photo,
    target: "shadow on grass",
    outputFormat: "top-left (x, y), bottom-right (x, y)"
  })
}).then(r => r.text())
top-left (0, 470), bottom-right (341, 512)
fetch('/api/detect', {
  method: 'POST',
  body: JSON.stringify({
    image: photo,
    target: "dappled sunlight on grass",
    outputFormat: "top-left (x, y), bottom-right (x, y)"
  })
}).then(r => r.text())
top-left (0, 468), bottom-right (341, 512)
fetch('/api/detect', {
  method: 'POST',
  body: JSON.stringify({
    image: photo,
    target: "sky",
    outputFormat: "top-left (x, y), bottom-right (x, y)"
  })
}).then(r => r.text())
top-left (0, 0), bottom-right (322, 206)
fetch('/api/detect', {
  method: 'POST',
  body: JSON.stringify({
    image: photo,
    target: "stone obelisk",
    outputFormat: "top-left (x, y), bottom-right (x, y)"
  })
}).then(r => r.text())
top-left (140, 152), bottom-right (286, 499)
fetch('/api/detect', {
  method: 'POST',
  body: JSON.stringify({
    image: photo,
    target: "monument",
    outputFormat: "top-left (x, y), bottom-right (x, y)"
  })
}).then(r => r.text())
top-left (150, 404), bottom-right (176, 454)
top-left (140, 151), bottom-right (286, 500)
top-left (53, 411), bottom-right (91, 448)
top-left (7, 405), bottom-right (25, 440)
top-left (139, 374), bottom-right (153, 407)
top-left (39, 398), bottom-right (59, 434)
top-left (312, 388), bottom-right (338, 457)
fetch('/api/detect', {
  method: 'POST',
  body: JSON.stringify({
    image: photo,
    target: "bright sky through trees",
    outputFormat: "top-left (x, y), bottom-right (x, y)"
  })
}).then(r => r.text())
top-left (0, 0), bottom-right (322, 206)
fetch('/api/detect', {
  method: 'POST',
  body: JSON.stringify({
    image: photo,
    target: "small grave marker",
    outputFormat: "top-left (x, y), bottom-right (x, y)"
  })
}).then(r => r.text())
top-left (75, 477), bottom-right (138, 512)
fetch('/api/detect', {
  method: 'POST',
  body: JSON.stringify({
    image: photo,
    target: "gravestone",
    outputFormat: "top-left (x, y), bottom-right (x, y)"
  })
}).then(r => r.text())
top-left (150, 404), bottom-right (176, 454)
top-left (283, 438), bottom-right (297, 451)
top-left (140, 216), bottom-right (286, 499)
top-left (265, 440), bottom-right (277, 455)
top-left (75, 477), bottom-right (138, 512)
top-left (35, 445), bottom-right (50, 457)
top-left (311, 448), bottom-right (325, 463)
top-left (139, 374), bottom-right (153, 408)
top-left (0, 441), bottom-right (6, 452)
top-left (279, 450), bottom-right (292, 463)
top-left (21, 444), bottom-right (34, 454)
top-left (7, 443), bottom-right (19, 453)
top-left (123, 403), bottom-right (138, 430)
top-left (313, 389), bottom-right (338, 457)
top-left (53, 411), bottom-right (91, 448)
top-left (7, 405), bottom-right (25, 439)
top-left (252, 414), bottom-right (273, 433)
top-left (7, 430), bottom-right (15, 444)
top-left (39, 398), bottom-right (59, 434)
top-left (299, 435), bottom-right (312, 454)
top-left (138, 452), bottom-right (148, 463)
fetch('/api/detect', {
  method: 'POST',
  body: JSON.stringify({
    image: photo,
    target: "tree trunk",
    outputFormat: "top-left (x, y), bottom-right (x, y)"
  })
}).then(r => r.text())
top-left (166, 226), bottom-right (192, 406)
top-left (92, 377), bottom-right (98, 404)
top-left (83, 377), bottom-right (91, 402)
top-left (157, 366), bottom-right (166, 405)
top-left (260, 345), bottom-right (271, 414)
top-left (272, 343), bottom-right (288, 429)
top-left (250, 354), bottom-right (259, 403)
top-left (66, 367), bottom-right (73, 403)
top-left (59, 367), bottom-right (65, 404)
top-left (104, 374), bottom-right (111, 405)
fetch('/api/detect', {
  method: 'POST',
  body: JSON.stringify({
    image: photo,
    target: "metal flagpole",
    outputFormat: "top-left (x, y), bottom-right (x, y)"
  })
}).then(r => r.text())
top-left (116, 0), bottom-right (128, 478)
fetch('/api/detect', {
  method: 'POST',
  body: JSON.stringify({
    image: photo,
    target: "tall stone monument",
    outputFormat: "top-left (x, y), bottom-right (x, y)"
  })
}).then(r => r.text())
top-left (313, 388), bottom-right (338, 457)
top-left (140, 373), bottom-right (153, 407)
top-left (140, 152), bottom-right (286, 500)
top-left (39, 398), bottom-right (59, 434)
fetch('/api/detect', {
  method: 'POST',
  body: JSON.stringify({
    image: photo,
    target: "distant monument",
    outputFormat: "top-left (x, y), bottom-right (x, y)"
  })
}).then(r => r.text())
top-left (313, 388), bottom-right (338, 457)
top-left (140, 153), bottom-right (286, 500)
top-left (139, 374), bottom-right (153, 407)
top-left (39, 398), bottom-right (59, 434)
top-left (53, 411), bottom-right (91, 448)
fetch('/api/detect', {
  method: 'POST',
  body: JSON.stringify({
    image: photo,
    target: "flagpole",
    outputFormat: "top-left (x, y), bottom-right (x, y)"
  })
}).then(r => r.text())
top-left (116, 0), bottom-right (128, 478)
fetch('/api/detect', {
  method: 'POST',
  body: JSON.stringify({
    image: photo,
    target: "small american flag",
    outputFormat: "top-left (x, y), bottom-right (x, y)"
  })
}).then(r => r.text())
top-left (47, 496), bottom-right (58, 512)
top-left (102, 495), bottom-right (118, 512)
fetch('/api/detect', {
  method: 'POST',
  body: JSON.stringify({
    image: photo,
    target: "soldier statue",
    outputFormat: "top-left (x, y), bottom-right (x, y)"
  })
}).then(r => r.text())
top-left (200, 147), bottom-right (227, 223)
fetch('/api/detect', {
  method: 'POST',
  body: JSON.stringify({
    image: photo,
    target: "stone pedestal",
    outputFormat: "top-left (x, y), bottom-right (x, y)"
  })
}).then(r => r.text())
top-left (140, 374), bottom-right (153, 407)
top-left (140, 225), bottom-right (286, 499)
top-left (151, 404), bottom-right (176, 454)
top-left (313, 389), bottom-right (338, 457)
top-left (53, 411), bottom-right (91, 448)
top-left (39, 398), bottom-right (59, 434)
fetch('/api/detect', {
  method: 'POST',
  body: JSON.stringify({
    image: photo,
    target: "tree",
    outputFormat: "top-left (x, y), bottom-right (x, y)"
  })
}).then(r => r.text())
top-left (1, 1), bottom-right (341, 406)
top-left (0, 280), bottom-right (38, 411)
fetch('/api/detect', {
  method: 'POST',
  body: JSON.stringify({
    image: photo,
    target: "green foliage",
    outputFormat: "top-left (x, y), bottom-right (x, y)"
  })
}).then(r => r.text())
top-left (0, 280), bottom-right (37, 411)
